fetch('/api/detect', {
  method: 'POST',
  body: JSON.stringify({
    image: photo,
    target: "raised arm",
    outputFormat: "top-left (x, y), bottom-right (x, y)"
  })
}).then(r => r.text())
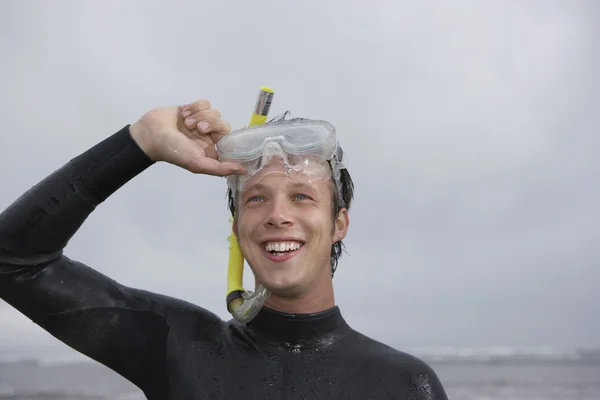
top-left (0, 100), bottom-right (244, 392)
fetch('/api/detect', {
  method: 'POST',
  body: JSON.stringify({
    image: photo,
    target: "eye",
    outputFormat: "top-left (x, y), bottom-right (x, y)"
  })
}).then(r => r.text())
top-left (294, 193), bottom-right (311, 201)
top-left (247, 195), bottom-right (264, 203)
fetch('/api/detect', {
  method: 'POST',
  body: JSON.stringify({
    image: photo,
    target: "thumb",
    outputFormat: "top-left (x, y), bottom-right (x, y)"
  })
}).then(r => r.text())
top-left (191, 158), bottom-right (247, 177)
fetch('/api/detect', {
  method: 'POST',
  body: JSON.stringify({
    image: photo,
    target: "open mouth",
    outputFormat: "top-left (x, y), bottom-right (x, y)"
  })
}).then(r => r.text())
top-left (261, 241), bottom-right (305, 258)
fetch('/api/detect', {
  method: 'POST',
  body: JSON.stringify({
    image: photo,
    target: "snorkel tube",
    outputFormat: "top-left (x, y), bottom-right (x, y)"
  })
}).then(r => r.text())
top-left (226, 87), bottom-right (274, 323)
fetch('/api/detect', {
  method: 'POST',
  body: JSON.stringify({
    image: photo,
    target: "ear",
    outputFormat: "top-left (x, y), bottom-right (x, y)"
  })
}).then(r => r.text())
top-left (332, 208), bottom-right (349, 242)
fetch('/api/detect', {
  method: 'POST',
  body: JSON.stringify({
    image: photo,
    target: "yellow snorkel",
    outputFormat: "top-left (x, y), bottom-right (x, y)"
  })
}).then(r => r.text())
top-left (226, 87), bottom-right (274, 323)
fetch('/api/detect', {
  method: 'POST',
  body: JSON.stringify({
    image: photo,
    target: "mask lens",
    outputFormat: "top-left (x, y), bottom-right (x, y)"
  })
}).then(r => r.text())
top-left (217, 120), bottom-right (337, 162)
top-left (236, 155), bottom-right (332, 192)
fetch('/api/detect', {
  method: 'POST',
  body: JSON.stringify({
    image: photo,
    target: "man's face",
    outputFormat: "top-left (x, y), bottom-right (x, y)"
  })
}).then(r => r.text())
top-left (233, 159), bottom-right (349, 298)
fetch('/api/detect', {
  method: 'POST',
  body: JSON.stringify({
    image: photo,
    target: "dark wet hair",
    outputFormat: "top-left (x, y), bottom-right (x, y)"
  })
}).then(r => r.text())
top-left (227, 112), bottom-right (354, 277)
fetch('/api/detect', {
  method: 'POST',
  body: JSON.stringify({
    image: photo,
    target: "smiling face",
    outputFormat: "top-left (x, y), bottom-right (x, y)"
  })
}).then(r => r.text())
top-left (233, 158), bottom-right (349, 302)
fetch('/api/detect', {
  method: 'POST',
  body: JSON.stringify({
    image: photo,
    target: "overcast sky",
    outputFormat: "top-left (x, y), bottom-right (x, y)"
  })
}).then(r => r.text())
top-left (0, 0), bottom-right (598, 361)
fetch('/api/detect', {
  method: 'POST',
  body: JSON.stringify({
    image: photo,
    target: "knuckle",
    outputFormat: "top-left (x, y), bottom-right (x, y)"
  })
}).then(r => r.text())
top-left (196, 99), bottom-right (211, 110)
top-left (187, 100), bottom-right (210, 113)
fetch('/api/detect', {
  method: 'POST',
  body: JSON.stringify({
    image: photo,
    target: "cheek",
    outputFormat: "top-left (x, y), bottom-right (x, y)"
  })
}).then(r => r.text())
top-left (234, 213), bottom-right (252, 244)
top-left (236, 211), bottom-right (265, 252)
top-left (304, 212), bottom-right (333, 239)
top-left (237, 226), bottom-right (258, 263)
top-left (237, 218), bottom-right (251, 241)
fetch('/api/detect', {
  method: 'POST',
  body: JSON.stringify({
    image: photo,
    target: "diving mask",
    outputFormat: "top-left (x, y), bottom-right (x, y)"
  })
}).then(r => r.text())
top-left (216, 119), bottom-right (347, 206)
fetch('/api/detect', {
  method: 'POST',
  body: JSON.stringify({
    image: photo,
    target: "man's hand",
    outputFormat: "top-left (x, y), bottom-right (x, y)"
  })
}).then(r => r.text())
top-left (130, 99), bottom-right (246, 177)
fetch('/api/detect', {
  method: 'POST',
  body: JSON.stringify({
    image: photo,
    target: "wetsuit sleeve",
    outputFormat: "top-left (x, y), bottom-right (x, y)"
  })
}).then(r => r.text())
top-left (0, 126), bottom-right (170, 392)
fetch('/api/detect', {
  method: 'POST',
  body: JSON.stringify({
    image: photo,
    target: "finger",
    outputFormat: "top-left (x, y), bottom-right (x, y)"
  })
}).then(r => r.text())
top-left (206, 120), bottom-right (231, 144)
top-left (205, 119), bottom-right (230, 136)
top-left (209, 121), bottom-right (231, 145)
top-left (180, 99), bottom-right (211, 118)
top-left (190, 158), bottom-right (247, 177)
top-left (204, 108), bottom-right (221, 119)
top-left (183, 116), bottom-right (225, 133)
top-left (183, 109), bottom-right (222, 129)
top-left (189, 118), bottom-right (231, 140)
top-left (188, 108), bottom-right (222, 121)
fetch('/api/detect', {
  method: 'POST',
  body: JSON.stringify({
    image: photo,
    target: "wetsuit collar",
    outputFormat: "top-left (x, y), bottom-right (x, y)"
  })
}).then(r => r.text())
top-left (247, 305), bottom-right (349, 343)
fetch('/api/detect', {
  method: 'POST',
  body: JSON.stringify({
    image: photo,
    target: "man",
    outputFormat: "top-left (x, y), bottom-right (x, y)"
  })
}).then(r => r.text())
top-left (0, 100), bottom-right (448, 399)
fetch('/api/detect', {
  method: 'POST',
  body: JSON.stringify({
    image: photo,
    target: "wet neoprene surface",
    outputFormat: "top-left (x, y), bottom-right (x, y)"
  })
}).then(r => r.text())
top-left (0, 126), bottom-right (448, 399)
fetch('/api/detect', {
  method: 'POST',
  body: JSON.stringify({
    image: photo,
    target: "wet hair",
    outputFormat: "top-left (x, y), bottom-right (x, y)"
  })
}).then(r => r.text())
top-left (226, 112), bottom-right (354, 277)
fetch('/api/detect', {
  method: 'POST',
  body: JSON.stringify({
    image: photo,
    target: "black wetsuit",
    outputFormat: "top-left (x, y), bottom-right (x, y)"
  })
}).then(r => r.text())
top-left (0, 126), bottom-right (448, 399)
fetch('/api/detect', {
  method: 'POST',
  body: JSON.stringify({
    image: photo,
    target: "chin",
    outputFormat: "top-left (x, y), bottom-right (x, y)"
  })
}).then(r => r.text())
top-left (259, 272), bottom-right (307, 297)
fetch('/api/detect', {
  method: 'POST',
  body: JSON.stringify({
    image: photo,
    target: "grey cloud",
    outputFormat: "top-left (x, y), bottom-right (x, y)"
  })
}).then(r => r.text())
top-left (0, 0), bottom-right (598, 358)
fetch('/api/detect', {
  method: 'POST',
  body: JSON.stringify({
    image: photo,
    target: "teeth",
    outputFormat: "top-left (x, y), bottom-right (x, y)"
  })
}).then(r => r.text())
top-left (265, 241), bottom-right (302, 252)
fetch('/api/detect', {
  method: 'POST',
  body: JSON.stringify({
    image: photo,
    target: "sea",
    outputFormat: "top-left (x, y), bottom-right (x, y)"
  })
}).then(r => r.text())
top-left (0, 347), bottom-right (599, 399)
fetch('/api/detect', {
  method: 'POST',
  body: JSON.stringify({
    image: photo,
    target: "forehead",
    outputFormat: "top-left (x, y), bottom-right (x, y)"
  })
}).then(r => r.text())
top-left (244, 171), bottom-right (330, 192)
top-left (241, 162), bottom-right (332, 195)
top-left (242, 157), bottom-right (332, 190)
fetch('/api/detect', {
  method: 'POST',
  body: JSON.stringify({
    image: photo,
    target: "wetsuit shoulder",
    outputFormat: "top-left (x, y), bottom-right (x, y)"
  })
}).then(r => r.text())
top-left (343, 330), bottom-right (449, 399)
top-left (135, 288), bottom-right (227, 338)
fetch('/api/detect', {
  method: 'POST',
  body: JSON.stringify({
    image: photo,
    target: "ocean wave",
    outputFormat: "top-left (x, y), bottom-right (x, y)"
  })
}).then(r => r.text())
top-left (0, 354), bottom-right (92, 367)
top-left (408, 346), bottom-right (600, 363)
top-left (0, 389), bottom-right (105, 399)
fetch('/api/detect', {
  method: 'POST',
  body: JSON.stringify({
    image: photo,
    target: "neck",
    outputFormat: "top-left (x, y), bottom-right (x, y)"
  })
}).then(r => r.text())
top-left (262, 270), bottom-right (335, 314)
top-left (246, 304), bottom-right (349, 345)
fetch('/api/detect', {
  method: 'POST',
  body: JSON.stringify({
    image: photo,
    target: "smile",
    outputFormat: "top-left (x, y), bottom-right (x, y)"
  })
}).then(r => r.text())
top-left (261, 240), bottom-right (305, 261)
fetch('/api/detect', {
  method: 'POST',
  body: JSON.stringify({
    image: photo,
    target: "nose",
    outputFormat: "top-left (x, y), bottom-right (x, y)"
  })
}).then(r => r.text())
top-left (264, 198), bottom-right (294, 229)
